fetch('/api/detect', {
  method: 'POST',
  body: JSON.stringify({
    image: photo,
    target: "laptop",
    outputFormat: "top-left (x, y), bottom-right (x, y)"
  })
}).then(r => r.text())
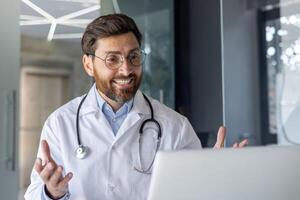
top-left (147, 145), bottom-right (300, 200)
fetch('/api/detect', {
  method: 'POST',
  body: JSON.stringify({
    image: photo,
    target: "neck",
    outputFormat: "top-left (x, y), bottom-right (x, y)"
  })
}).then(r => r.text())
top-left (97, 89), bottom-right (123, 112)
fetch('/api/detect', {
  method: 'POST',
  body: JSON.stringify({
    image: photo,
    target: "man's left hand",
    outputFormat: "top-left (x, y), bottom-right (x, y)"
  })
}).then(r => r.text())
top-left (213, 126), bottom-right (248, 149)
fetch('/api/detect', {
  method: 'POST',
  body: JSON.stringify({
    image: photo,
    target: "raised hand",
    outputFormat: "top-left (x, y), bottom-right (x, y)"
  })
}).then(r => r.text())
top-left (34, 140), bottom-right (73, 199)
top-left (213, 126), bottom-right (248, 149)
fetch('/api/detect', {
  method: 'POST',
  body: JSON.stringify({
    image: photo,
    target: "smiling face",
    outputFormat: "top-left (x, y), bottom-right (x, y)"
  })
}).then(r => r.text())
top-left (82, 32), bottom-right (142, 110)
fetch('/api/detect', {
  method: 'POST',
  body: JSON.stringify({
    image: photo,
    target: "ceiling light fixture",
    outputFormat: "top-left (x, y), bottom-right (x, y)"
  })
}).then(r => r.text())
top-left (52, 33), bottom-right (83, 39)
top-left (21, 0), bottom-right (100, 41)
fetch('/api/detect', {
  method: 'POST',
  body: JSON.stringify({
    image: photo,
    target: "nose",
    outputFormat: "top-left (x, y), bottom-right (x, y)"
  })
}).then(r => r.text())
top-left (118, 58), bottom-right (133, 76)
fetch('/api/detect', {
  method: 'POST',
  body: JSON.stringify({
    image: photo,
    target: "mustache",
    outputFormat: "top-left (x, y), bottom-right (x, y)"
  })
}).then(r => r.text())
top-left (113, 73), bottom-right (136, 80)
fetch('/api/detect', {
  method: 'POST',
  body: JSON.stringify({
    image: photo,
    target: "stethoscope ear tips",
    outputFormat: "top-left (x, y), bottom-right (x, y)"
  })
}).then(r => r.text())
top-left (76, 145), bottom-right (88, 159)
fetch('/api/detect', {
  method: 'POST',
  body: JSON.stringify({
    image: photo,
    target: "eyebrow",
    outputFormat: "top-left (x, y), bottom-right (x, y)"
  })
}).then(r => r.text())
top-left (104, 47), bottom-right (140, 54)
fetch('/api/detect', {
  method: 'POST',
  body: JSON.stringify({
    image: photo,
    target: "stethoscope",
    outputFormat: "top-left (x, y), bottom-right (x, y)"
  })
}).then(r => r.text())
top-left (75, 93), bottom-right (162, 174)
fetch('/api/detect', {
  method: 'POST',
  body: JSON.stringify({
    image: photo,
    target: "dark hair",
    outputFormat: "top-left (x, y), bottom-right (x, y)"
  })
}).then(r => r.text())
top-left (81, 14), bottom-right (142, 55)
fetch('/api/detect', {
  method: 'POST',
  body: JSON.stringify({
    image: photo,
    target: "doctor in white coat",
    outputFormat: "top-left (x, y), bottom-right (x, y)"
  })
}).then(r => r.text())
top-left (24, 14), bottom-right (247, 200)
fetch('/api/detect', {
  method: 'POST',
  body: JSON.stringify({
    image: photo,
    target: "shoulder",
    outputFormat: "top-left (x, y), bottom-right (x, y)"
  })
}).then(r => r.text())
top-left (145, 95), bottom-right (201, 149)
top-left (147, 96), bottom-right (189, 126)
top-left (47, 84), bottom-right (97, 121)
top-left (46, 95), bottom-right (86, 123)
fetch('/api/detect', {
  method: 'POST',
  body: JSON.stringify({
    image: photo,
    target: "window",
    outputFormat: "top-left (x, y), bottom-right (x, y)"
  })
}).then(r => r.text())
top-left (261, 3), bottom-right (300, 145)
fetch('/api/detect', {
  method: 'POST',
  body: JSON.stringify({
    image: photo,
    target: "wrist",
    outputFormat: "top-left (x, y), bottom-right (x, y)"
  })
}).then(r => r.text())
top-left (44, 185), bottom-right (67, 200)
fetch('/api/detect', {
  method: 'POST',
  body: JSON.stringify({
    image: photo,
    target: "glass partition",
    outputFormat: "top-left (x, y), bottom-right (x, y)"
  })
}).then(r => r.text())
top-left (116, 0), bottom-right (175, 108)
top-left (261, 2), bottom-right (300, 145)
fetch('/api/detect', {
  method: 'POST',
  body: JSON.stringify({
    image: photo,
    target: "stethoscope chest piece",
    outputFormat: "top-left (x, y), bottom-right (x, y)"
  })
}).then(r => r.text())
top-left (76, 145), bottom-right (88, 159)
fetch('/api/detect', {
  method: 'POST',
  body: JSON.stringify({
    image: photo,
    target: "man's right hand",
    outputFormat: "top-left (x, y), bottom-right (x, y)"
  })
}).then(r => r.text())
top-left (34, 140), bottom-right (73, 199)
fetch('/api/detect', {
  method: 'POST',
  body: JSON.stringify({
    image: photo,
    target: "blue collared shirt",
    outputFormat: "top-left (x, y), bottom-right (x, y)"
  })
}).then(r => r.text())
top-left (94, 87), bottom-right (133, 135)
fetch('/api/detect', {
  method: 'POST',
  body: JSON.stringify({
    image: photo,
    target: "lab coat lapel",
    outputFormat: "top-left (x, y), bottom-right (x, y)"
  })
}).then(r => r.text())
top-left (78, 84), bottom-right (115, 140)
top-left (78, 83), bottom-right (98, 116)
top-left (116, 90), bottom-right (151, 140)
top-left (78, 85), bottom-right (151, 140)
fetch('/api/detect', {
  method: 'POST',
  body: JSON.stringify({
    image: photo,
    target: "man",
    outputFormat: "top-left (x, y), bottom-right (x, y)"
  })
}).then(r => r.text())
top-left (24, 14), bottom-right (247, 200)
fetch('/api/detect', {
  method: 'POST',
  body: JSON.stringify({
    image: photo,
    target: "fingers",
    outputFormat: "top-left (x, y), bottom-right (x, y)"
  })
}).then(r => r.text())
top-left (38, 162), bottom-right (72, 191)
top-left (232, 142), bottom-right (239, 148)
top-left (34, 158), bottom-right (43, 174)
top-left (36, 140), bottom-right (72, 198)
top-left (41, 140), bottom-right (53, 163)
top-left (212, 126), bottom-right (248, 149)
top-left (232, 139), bottom-right (248, 148)
top-left (36, 161), bottom-right (71, 185)
top-left (49, 166), bottom-right (64, 186)
top-left (40, 162), bottom-right (55, 182)
top-left (238, 139), bottom-right (248, 147)
top-left (214, 126), bottom-right (226, 149)
top-left (58, 172), bottom-right (73, 188)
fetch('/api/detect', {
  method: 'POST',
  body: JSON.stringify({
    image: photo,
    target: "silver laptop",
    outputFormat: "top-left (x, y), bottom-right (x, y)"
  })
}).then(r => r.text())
top-left (148, 145), bottom-right (300, 200)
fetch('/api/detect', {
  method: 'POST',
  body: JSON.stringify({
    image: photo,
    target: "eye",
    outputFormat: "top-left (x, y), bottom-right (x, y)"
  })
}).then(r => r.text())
top-left (131, 51), bottom-right (141, 58)
top-left (106, 54), bottom-right (120, 64)
top-left (129, 51), bottom-right (142, 65)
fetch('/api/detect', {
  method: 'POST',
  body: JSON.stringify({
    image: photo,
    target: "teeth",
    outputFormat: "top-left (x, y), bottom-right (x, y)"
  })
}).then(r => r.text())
top-left (114, 78), bottom-right (132, 84)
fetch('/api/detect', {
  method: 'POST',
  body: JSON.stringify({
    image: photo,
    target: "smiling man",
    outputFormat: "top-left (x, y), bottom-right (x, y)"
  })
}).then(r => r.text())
top-left (83, 31), bottom-right (143, 111)
top-left (24, 14), bottom-right (247, 200)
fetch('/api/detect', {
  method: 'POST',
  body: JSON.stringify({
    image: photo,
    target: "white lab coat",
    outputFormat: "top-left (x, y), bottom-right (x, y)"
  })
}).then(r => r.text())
top-left (24, 84), bottom-right (202, 200)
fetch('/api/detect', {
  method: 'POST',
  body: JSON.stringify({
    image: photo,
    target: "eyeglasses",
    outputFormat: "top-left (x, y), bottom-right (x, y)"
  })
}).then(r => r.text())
top-left (88, 49), bottom-right (147, 70)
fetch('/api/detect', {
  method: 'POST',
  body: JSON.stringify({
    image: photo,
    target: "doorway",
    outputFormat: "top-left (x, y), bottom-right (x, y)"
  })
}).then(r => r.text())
top-left (19, 66), bottom-right (71, 197)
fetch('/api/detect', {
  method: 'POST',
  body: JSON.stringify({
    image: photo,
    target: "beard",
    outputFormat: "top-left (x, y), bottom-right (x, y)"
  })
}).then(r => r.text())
top-left (97, 73), bottom-right (142, 104)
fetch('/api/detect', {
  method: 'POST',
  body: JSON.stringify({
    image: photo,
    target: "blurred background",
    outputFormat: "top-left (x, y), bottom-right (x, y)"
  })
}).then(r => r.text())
top-left (0, 0), bottom-right (300, 199)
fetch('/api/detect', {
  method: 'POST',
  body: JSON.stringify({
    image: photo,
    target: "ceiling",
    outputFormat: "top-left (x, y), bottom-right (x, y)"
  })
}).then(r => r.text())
top-left (20, 0), bottom-right (171, 42)
top-left (20, 0), bottom-right (101, 41)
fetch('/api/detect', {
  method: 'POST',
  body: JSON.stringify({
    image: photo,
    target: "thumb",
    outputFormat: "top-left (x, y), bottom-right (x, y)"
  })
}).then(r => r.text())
top-left (41, 140), bottom-right (53, 163)
top-left (214, 126), bottom-right (226, 148)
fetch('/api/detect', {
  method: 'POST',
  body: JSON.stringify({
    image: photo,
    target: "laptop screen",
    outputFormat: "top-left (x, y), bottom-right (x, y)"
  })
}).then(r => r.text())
top-left (148, 145), bottom-right (300, 200)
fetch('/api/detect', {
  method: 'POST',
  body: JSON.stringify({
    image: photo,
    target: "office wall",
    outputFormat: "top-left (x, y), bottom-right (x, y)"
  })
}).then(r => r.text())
top-left (0, 0), bottom-right (20, 199)
top-left (176, 0), bottom-right (262, 146)
top-left (175, 0), bottom-right (223, 146)
top-left (189, 0), bottom-right (223, 135)
top-left (222, 0), bottom-right (261, 145)
top-left (21, 36), bottom-right (91, 97)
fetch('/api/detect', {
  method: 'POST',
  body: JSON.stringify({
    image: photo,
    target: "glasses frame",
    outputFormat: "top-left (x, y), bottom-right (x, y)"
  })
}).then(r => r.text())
top-left (87, 49), bottom-right (147, 70)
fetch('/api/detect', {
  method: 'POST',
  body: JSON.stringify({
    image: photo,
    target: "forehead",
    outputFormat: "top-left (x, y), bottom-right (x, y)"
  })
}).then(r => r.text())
top-left (95, 32), bottom-right (140, 53)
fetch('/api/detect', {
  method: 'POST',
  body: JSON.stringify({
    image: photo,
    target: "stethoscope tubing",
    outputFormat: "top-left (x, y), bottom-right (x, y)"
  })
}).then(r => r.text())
top-left (75, 92), bottom-right (162, 166)
top-left (76, 94), bottom-right (87, 146)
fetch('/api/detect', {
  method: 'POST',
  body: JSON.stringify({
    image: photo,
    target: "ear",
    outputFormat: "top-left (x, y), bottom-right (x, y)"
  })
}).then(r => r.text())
top-left (82, 54), bottom-right (94, 77)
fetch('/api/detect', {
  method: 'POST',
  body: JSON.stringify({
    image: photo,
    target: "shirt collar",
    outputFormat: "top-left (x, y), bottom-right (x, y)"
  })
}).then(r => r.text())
top-left (93, 85), bottom-right (134, 114)
top-left (79, 83), bottom-right (150, 117)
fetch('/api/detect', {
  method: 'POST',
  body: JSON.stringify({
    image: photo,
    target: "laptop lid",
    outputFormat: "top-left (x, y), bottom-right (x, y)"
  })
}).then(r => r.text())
top-left (148, 145), bottom-right (300, 200)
